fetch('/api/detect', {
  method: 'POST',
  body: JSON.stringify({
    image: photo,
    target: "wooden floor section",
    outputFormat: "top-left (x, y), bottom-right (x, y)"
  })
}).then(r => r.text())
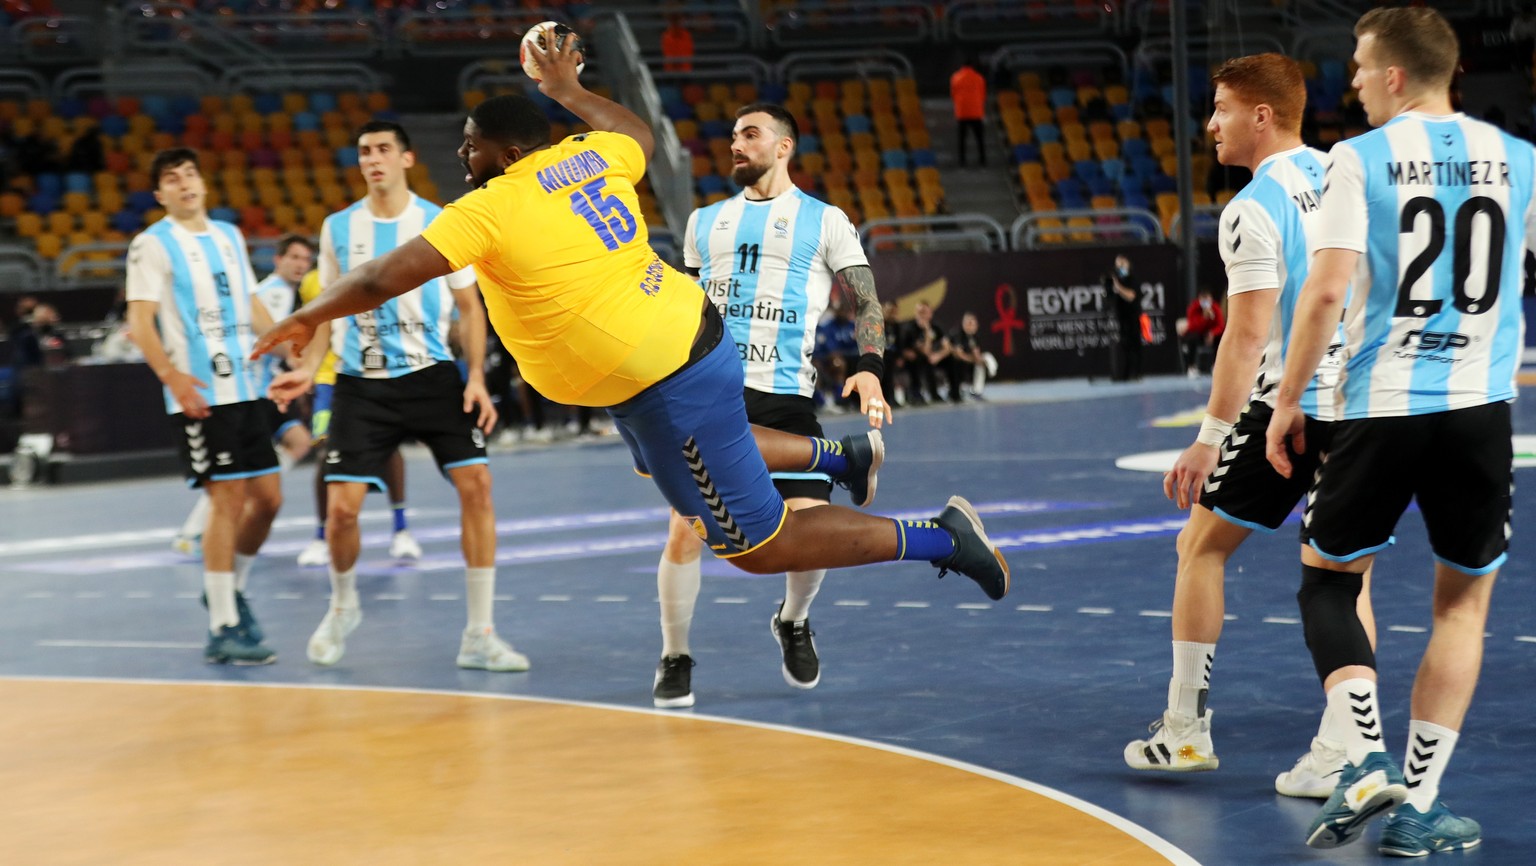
top-left (1, 679), bottom-right (1176, 865)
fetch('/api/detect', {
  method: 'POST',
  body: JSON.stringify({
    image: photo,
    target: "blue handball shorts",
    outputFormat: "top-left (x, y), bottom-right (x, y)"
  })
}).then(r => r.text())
top-left (608, 330), bottom-right (789, 559)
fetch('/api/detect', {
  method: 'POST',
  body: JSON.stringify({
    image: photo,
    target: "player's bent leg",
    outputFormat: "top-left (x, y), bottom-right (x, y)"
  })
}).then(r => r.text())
top-left (310, 481), bottom-right (369, 666)
top-left (774, 496), bottom-right (830, 690)
top-left (448, 463), bottom-right (496, 567)
top-left (325, 481), bottom-right (369, 572)
top-left (750, 424), bottom-right (883, 507)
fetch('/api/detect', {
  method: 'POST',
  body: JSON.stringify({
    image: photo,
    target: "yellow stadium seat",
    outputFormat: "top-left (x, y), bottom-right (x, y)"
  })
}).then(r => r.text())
top-left (269, 204), bottom-right (298, 230)
top-left (302, 204), bottom-right (329, 230)
top-left (15, 212), bottom-right (44, 238)
top-left (1067, 139), bottom-right (1093, 162)
top-left (289, 185), bottom-right (317, 207)
top-left (1117, 119), bottom-right (1142, 141)
top-left (1090, 195), bottom-right (1118, 211)
top-left (282, 92), bottom-right (307, 114)
top-left (46, 212), bottom-right (75, 235)
top-left (1104, 85), bottom-right (1129, 105)
top-left (1018, 162), bottom-right (1046, 186)
top-left (364, 91), bottom-right (390, 113)
top-left (1151, 137), bottom-right (1178, 158)
top-left (1145, 118), bottom-right (1172, 139)
top-left (799, 152), bottom-right (826, 176)
top-left (34, 233), bottom-right (63, 259)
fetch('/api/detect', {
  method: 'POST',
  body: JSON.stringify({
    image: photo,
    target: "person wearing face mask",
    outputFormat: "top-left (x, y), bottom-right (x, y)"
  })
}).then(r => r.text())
top-left (1180, 287), bottom-right (1226, 375)
top-left (1103, 254), bottom-right (1142, 381)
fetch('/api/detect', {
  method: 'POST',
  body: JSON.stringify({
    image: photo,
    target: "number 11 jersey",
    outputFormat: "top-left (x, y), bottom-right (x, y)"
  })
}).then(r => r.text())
top-left (1316, 111), bottom-right (1536, 418)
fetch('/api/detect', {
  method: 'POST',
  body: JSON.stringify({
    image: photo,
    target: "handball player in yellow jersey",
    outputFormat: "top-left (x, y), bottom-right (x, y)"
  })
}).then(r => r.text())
top-left (254, 33), bottom-right (1008, 596)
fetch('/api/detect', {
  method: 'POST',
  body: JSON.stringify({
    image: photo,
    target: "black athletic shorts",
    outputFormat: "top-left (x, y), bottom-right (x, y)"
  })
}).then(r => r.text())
top-left (173, 400), bottom-right (280, 489)
top-left (324, 362), bottom-right (488, 489)
top-left (743, 389), bottom-right (833, 501)
top-left (260, 397), bottom-right (304, 443)
top-left (1200, 402), bottom-right (1332, 532)
top-left (1302, 401), bottom-right (1512, 574)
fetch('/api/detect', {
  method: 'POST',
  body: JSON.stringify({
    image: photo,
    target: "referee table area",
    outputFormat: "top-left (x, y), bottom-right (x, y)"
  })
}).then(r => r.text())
top-left (1, 376), bottom-right (1533, 865)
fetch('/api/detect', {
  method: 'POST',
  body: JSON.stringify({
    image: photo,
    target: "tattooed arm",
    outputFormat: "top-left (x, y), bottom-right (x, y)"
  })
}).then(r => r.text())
top-left (833, 264), bottom-right (892, 427)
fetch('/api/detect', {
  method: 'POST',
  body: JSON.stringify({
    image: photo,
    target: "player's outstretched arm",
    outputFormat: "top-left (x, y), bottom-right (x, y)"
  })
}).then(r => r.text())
top-left (251, 237), bottom-right (452, 361)
top-left (1165, 288), bottom-right (1275, 509)
top-left (835, 264), bottom-right (892, 428)
top-left (529, 27), bottom-right (655, 162)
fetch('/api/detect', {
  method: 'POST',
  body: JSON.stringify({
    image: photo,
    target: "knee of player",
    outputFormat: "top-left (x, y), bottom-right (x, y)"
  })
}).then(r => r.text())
top-left (326, 499), bottom-right (362, 527)
top-left (452, 466), bottom-right (494, 508)
top-left (663, 519), bottom-right (704, 560)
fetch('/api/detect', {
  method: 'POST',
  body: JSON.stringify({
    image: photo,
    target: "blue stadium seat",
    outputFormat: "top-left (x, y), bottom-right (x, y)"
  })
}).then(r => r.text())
top-left (309, 93), bottom-right (337, 114)
top-left (253, 93), bottom-right (282, 114)
top-left (56, 98), bottom-right (85, 120)
top-left (35, 174), bottom-right (63, 197)
top-left (293, 112), bottom-right (320, 132)
top-left (1034, 123), bottom-right (1060, 144)
top-left (697, 175), bottom-right (728, 195)
top-left (1101, 158), bottom-right (1125, 183)
top-left (172, 96), bottom-right (200, 117)
top-left (1049, 87), bottom-right (1075, 110)
top-left (250, 247), bottom-right (275, 274)
top-left (111, 210), bottom-right (142, 234)
top-left (910, 149), bottom-right (937, 167)
top-left (27, 192), bottom-right (59, 214)
top-left (799, 133), bottom-right (820, 154)
top-left (1150, 173), bottom-right (1178, 194)
top-left (881, 149), bottom-right (908, 170)
top-left (127, 190), bottom-right (159, 214)
top-left (843, 115), bottom-right (872, 135)
top-left (1011, 143), bottom-right (1039, 164)
top-left (700, 120), bottom-right (732, 139)
top-left (64, 173), bottom-right (92, 194)
top-left (1110, 103), bottom-right (1135, 122)
top-left (761, 82), bottom-right (788, 103)
top-left (100, 115), bottom-right (129, 137)
top-left (1122, 189), bottom-right (1149, 211)
top-left (1074, 160), bottom-right (1103, 181)
top-left (209, 206), bottom-right (239, 224)
top-left (1086, 176), bottom-right (1115, 197)
top-left (335, 146), bottom-right (358, 167)
top-left (1122, 138), bottom-right (1150, 159)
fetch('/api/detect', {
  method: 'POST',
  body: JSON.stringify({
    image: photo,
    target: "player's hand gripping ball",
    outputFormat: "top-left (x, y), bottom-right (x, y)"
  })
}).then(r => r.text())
top-left (521, 21), bottom-right (584, 81)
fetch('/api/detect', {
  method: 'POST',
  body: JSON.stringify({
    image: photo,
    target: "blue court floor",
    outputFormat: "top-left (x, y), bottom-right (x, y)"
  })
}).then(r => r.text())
top-left (2, 376), bottom-right (1532, 865)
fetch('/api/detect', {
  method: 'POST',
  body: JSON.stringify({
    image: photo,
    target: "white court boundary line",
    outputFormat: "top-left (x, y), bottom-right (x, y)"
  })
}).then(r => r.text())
top-left (0, 674), bottom-right (1199, 866)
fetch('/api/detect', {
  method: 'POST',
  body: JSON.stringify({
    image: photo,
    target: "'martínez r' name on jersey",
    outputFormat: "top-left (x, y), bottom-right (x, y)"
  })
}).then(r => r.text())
top-left (319, 194), bottom-right (476, 379)
top-left (1385, 159), bottom-right (1511, 187)
top-left (685, 186), bottom-right (868, 397)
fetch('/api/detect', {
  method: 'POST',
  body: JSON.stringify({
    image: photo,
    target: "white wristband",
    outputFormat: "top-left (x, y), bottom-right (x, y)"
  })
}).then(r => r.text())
top-left (1195, 414), bottom-right (1234, 447)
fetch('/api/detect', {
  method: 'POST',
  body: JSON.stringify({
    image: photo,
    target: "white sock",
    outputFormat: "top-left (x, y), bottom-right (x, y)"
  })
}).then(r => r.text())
top-left (1403, 720), bottom-right (1458, 812)
top-left (1168, 640), bottom-right (1215, 718)
top-left (277, 448), bottom-right (298, 473)
top-left (465, 567), bottom-right (495, 632)
top-left (181, 493), bottom-right (212, 539)
top-left (779, 570), bottom-right (825, 623)
top-left (205, 571), bottom-right (238, 630)
top-left (657, 554), bottom-right (701, 657)
top-left (233, 553), bottom-right (255, 593)
top-left (1316, 705), bottom-right (1346, 746)
top-left (1326, 678), bottom-right (1386, 765)
top-left (329, 567), bottom-right (359, 610)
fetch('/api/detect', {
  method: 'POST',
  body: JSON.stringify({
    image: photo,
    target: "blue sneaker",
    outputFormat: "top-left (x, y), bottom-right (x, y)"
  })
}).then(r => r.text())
top-left (832, 430), bottom-right (883, 508)
top-left (1379, 801), bottom-right (1481, 857)
top-left (200, 591), bottom-right (263, 643)
top-left (1306, 751), bottom-right (1409, 849)
top-left (204, 625), bottom-right (276, 665)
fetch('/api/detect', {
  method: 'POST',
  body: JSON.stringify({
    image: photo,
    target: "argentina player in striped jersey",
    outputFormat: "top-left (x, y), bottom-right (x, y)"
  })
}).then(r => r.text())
top-left (650, 103), bottom-right (893, 708)
top-left (1266, 7), bottom-right (1531, 854)
top-left (269, 121), bottom-right (526, 674)
top-left (126, 148), bottom-right (285, 665)
top-left (1125, 55), bottom-right (1378, 797)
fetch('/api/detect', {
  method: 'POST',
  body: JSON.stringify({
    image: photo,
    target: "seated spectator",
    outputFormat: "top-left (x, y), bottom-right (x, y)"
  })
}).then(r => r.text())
top-left (949, 312), bottom-right (996, 400)
top-left (900, 301), bottom-right (954, 404)
top-left (812, 301), bottom-right (859, 410)
top-left (1181, 287), bottom-right (1225, 374)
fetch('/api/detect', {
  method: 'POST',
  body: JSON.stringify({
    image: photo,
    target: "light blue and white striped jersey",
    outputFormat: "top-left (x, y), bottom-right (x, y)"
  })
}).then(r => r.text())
top-left (125, 217), bottom-right (262, 414)
top-left (251, 271), bottom-right (300, 392)
top-left (319, 194), bottom-right (476, 379)
top-left (685, 186), bottom-right (867, 396)
top-left (1218, 145), bottom-right (1344, 420)
top-left (1316, 111), bottom-right (1536, 418)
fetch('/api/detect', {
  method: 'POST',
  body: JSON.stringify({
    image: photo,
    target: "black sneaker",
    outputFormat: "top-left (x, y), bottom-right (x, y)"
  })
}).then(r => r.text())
top-left (833, 429), bottom-right (884, 508)
top-left (770, 605), bottom-right (820, 689)
top-left (200, 590), bottom-right (263, 643)
top-left (931, 495), bottom-right (1010, 600)
top-left (653, 654), bottom-right (696, 708)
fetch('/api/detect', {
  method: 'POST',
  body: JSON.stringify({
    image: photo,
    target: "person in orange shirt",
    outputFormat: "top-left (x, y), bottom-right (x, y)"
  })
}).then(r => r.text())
top-left (950, 56), bottom-right (987, 167)
top-left (661, 15), bottom-right (694, 73)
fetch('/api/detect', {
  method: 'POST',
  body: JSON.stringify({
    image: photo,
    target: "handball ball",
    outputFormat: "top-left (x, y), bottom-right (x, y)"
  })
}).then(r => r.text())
top-left (521, 22), bottom-right (584, 81)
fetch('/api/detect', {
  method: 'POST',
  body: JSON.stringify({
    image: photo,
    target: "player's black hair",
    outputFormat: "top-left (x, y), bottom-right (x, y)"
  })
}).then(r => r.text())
top-left (149, 147), bottom-right (200, 187)
top-left (275, 233), bottom-right (316, 257)
top-left (735, 102), bottom-right (799, 148)
top-left (469, 94), bottom-right (552, 153)
top-left (355, 119), bottom-right (412, 152)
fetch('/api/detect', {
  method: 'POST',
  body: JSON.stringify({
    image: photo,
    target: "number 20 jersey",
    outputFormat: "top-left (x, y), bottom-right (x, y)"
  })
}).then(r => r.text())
top-left (1316, 111), bottom-right (1536, 418)
top-left (685, 187), bottom-right (867, 397)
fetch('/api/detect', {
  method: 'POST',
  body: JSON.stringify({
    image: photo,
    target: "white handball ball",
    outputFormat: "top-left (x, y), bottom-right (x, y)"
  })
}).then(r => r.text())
top-left (520, 21), bottom-right (584, 82)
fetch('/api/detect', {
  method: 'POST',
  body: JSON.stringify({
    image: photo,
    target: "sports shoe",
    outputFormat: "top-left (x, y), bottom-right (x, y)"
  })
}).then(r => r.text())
top-left (833, 429), bottom-right (883, 508)
top-left (770, 606), bottom-right (820, 689)
top-left (307, 605), bottom-right (362, 666)
top-left (457, 626), bottom-right (530, 672)
top-left (1276, 736), bottom-right (1348, 798)
top-left (201, 590), bottom-right (264, 644)
top-left (389, 529), bottom-right (422, 561)
top-left (1124, 709), bottom-right (1220, 772)
top-left (1378, 800), bottom-right (1481, 857)
top-left (172, 534), bottom-right (202, 558)
top-left (931, 495), bottom-right (1010, 600)
top-left (653, 654), bottom-right (696, 708)
top-left (1305, 751), bottom-right (1409, 849)
top-left (297, 538), bottom-right (330, 567)
top-left (204, 625), bottom-right (276, 665)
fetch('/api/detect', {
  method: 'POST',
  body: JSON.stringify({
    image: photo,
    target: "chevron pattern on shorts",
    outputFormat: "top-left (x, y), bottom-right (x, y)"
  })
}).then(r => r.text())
top-left (683, 437), bottom-right (749, 552)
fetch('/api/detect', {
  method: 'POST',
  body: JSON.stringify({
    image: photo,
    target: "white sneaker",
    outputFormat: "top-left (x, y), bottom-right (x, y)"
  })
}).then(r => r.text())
top-left (389, 529), bottom-right (422, 561)
top-left (1124, 709), bottom-right (1220, 771)
top-left (457, 627), bottom-right (530, 672)
top-left (297, 538), bottom-right (330, 567)
top-left (171, 534), bottom-right (202, 558)
top-left (1276, 736), bottom-right (1348, 798)
top-left (307, 605), bottom-right (362, 666)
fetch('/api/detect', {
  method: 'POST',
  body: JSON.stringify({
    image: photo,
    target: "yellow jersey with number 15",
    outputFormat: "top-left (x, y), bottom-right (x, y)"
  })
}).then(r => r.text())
top-left (421, 131), bottom-right (703, 407)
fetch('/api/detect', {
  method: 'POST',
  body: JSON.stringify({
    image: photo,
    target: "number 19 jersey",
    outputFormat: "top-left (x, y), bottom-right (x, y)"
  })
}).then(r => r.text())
top-left (1315, 111), bottom-right (1536, 418)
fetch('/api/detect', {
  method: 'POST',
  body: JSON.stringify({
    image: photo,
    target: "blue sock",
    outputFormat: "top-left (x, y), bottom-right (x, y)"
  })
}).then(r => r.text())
top-left (315, 523), bottom-right (325, 540)
top-left (392, 503), bottom-right (407, 533)
top-left (893, 518), bottom-right (957, 562)
top-left (804, 437), bottom-right (850, 477)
